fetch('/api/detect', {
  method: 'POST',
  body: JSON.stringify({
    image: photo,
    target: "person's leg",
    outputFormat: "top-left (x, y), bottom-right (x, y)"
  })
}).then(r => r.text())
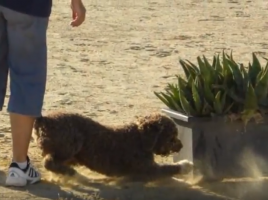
top-left (1, 6), bottom-right (48, 186)
top-left (0, 10), bottom-right (8, 113)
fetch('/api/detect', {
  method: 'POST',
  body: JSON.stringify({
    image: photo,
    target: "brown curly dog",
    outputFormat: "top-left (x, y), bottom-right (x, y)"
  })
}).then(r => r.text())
top-left (33, 112), bottom-right (193, 179)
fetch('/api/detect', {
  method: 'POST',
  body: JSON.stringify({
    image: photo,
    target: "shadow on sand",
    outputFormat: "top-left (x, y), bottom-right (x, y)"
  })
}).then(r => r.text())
top-left (0, 169), bottom-right (228, 200)
top-left (1, 169), bottom-right (268, 200)
top-left (200, 177), bottom-right (268, 200)
top-left (0, 169), bottom-right (72, 199)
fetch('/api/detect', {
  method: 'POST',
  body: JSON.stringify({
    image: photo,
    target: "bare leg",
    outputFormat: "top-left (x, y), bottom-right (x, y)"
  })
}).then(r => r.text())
top-left (10, 113), bottom-right (35, 162)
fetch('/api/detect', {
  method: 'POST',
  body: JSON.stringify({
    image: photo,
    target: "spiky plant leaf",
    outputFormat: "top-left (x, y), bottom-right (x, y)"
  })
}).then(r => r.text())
top-left (203, 55), bottom-right (213, 69)
top-left (252, 53), bottom-right (262, 72)
top-left (203, 55), bottom-right (216, 84)
top-left (227, 59), bottom-right (244, 89)
top-left (225, 50), bottom-right (234, 62)
top-left (262, 57), bottom-right (268, 72)
top-left (194, 75), bottom-right (204, 98)
top-left (215, 54), bottom-right (223, 73)
top-left (264, 60), bottom-right (268, 72)
top-left (255, 69), bottom-right (264, 84)
top-left (212, 55), bottom-right (217, 69)
top-left (226, 87), bottom-right (244, 103)
top-left (154, 92), bottom-right (176, 110)
top-left (248, 53), bottom-right (262, 86)
top-left (166, 83), bottom-right (180, 102)
top-left (185, 59), bottom-right (200, 74)
top-left (255, 66), bottom-right (268, 101)
top-left (166, 83), bottom-right (184, 109)
top-left (203, 82), bottom-right (215, 105)
top-left (241, 82), bottom-right (259, 126)
top-left (176, 75), bottom-right (188, 88)
top-left (230, 50), bottom-right (234, 61)
top-left (244, 83), bottom-right (258, 111)
top-left (187, 75), bottom-right (194, 89)
top-left (192, 81), bottom-right (202, 113)
top-left (180, 60), bottom-right (199, 79)
top-left (197, 56), bottom-right (212, 85)
top-left (239, 63), bottom-right (249, 93)
top-left (187, 65), bottom-right (199, 80)
top-left (221, 91), bottom-right (227, 108)
top-left (155, 51), bottom-right (268, 121)
top-left (194, 75), bottom-right (201, 87)
top-left (162, 92), bottom-right (183, 112)
top-left (166, 91), bottom-right (183, 111)
top-left (222, 50), bottom-right (228, 69)
top-left (213, 91), bottom-right (222, 114)
top-left (222, 51), bottom-right (233, 86)
top-left (179, 90), bottom-right (196, 116)
top-left (179, 59), bottom-right (191, 79)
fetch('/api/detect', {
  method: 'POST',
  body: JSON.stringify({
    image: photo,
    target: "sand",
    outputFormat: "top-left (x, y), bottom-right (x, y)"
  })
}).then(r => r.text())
top-left (1, 0), bottom-right (268, 199)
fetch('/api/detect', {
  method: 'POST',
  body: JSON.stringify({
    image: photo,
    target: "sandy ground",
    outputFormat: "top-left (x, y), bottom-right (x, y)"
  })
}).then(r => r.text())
top-left (1, 0), bottom-right (268, 199)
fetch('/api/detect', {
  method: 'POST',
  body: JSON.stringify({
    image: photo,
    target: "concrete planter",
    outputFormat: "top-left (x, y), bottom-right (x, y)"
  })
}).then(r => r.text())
top-left (162, 108), bottom-right (268, 180)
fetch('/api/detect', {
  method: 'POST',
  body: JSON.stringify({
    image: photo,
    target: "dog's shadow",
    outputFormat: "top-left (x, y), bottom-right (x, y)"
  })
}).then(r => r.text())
top-left (0, 169), bottom-right (236, 200)
top-left (71, 173), bottom-right (234, 200)
top-left (30, 172), bottom-right (231, 200)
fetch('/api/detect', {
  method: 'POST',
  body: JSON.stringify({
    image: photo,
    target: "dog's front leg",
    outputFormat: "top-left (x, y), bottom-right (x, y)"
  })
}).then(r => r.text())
top-left (43, 154), bottom-right (76, 176)
top-left (140, 160), bottom-right (193, 178)
top-left (157, 160), bottom-right (193, 175)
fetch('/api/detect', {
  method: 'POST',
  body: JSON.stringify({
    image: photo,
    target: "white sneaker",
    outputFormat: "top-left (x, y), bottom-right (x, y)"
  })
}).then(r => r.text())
top-left (5, 156), bottom-right (41, 187)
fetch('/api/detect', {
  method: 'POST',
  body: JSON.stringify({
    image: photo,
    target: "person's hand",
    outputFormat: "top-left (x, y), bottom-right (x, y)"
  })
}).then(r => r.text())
top-left (70, 0), bottom-right (86, 27)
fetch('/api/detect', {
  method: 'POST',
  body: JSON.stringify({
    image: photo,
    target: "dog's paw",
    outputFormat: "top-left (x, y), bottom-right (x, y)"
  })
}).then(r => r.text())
top-left (177, 159), bottom-right (193, 174)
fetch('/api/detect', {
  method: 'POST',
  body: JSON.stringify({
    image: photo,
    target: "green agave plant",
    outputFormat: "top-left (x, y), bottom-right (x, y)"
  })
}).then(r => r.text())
top-left (154, 51), bottom-right (268, 125)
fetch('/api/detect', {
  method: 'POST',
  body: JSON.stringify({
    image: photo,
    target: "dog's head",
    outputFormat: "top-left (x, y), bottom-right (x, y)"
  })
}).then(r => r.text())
top-left (33, 112), bottom-right (68, 138)
top-left (137, 113), bottom-right (182, 156)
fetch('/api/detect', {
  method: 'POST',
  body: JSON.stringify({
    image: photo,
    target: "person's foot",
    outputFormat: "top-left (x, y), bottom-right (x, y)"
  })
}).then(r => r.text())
top-left (5, 156), bottom-right (41, 187)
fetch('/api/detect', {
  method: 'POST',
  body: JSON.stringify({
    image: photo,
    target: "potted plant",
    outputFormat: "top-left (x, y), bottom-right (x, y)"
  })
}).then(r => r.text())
top-left (154, 51), bottom-right (268, 180)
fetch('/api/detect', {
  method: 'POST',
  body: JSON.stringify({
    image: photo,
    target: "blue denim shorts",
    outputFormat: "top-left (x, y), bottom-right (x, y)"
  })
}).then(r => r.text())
top-left (0, 6), bottom-right (48, 117)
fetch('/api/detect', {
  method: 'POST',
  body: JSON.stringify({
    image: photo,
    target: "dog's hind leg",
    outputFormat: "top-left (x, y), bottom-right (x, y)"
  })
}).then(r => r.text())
top-left (43, 154), bottom-right (76, 176)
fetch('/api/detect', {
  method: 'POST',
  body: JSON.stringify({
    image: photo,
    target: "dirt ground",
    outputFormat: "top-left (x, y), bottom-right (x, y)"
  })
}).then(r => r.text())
top-left (1, 0), bottom-right (268, 199)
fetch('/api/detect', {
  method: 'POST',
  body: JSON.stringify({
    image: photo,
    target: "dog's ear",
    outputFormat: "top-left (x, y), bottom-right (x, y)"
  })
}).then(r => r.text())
top-left (140, 129), bottom-right (161, 152)
top-left (138, 116), bottom-right (163, 151)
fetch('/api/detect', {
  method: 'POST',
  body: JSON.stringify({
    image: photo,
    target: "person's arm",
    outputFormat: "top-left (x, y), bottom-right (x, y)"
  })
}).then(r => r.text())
top-left (70, 0), bottom-right (86, 27)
